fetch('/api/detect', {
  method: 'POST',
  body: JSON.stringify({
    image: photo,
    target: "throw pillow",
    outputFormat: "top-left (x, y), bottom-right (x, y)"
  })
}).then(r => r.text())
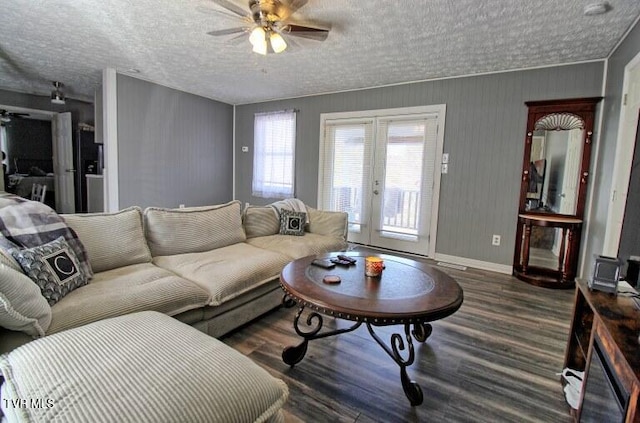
top-left (243, 205), bottom-right (280, 238)
top-left (10, 237), bottom-right (89, 306)
top-left (279, 209), bottom-right (306, 236)
top-left (0, 195), bottom-right (93, 279)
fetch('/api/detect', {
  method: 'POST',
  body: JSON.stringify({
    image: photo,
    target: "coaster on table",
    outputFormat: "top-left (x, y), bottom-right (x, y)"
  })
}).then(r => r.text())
top-left (323, 275), bottom-right (341, 284)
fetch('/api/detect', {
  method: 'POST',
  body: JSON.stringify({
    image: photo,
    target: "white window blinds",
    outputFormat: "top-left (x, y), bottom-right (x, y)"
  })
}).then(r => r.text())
top-left (252, 110), bottom-right (296, 198)
top-left (319, 119), bottom-right (374, 232)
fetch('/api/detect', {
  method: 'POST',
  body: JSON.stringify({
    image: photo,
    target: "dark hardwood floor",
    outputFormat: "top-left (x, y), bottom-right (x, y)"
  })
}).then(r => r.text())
top-left (222, 259), bottom-right (575, 422)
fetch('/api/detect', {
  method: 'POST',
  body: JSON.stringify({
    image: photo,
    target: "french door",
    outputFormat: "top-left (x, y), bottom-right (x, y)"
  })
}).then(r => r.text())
top-left (319, 106), bottom-right (445, 256)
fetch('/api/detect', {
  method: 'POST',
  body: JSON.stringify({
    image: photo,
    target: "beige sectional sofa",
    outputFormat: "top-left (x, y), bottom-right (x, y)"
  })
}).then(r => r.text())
top-left (0, 200), bottom-right (348, 353)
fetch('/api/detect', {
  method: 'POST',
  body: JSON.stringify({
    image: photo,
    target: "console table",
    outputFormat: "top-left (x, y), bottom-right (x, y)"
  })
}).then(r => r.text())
top-left (513, 213), bottom-right (582, 289)
top-left (564, 280), bottom-right (640, 422)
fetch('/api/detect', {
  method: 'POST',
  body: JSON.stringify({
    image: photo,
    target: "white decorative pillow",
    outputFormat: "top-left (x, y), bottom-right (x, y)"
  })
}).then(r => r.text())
top-left (279, 210), bottom-right (307, 236)
top-left (306, 208), bottom-right (349, 239)
top-left (243, 205), bottom-right (280, 238)
top-left (10, 237), bottom-right (89, 306)
top-left (0, 264), bottom-right (52, 337)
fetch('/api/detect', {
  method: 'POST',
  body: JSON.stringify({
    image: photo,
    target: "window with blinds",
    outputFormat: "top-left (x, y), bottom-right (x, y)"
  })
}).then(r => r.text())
top-left (252, 110), bottom-right (296, 198)
top-left (319, 119), bottom-right (374, 233)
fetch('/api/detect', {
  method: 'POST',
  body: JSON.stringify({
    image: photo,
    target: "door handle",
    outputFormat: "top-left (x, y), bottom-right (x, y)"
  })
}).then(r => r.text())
top-left (373, 190), bottom-right (379, 195)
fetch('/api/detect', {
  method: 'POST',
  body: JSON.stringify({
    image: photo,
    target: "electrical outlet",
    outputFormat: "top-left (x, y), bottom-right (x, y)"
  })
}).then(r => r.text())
top-left (242, 146), bottom-right (249, 153)
top-left (441, 163), bottom-right (448, 174)
top-left (179, 204), bottom-right (185, 208)
top-left (442, 153), bottom-right (449, 164)
top-left (492, 235), bottom-right (501, 246)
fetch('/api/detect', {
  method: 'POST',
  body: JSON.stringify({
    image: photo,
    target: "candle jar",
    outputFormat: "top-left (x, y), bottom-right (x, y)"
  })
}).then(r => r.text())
top-left (364, 256), bottom-right (385, 277)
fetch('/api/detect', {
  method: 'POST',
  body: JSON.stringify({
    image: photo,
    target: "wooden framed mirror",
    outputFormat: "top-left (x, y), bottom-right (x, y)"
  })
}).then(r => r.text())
top-left (513, 97), bottom-right (602, 288)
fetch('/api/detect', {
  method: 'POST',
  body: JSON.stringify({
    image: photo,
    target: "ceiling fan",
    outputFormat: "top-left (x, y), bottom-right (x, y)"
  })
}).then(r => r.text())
top-left (206, 0), bottom-right (330, 55)
top-left (0, 109), bottom-right (29, 125)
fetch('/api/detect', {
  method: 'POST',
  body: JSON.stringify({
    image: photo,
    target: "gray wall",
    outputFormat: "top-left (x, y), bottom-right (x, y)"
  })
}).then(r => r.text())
top-left (235, 63), bottom-right (604, 266)
top-left (116, 74), bottom-right (234, 209)
top-left (584, 21), bottom-right (640, 274)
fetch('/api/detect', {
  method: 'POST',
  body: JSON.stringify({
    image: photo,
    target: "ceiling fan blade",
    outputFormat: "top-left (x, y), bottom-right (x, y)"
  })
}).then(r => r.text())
top-left (207, 27), bottom-right (248, 36)
top-left (283, 23), bottom-right (330, 41)
top-left (197, 6), bottom-right (245, 21)
top-left (208, 0), bottom-right (248, 18)
top-left (276, 0), bottom-right (308, 21)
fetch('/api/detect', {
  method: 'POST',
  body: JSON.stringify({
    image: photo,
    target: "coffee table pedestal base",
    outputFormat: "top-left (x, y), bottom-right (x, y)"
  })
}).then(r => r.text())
top-left (282, 306), bottom-right (432, 406)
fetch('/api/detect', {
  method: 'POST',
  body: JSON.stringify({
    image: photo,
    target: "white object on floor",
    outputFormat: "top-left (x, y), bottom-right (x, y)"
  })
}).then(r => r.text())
top-left (558, 367), bottom-right (584, 409)
top-left (564, 383), bottom-right (581, 409)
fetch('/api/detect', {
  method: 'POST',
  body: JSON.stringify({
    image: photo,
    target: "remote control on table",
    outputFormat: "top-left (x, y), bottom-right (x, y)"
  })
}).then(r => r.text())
top-left (336, 255), bottom-right (357, 264)
top-left (311, 259), bottom-right (335, 269)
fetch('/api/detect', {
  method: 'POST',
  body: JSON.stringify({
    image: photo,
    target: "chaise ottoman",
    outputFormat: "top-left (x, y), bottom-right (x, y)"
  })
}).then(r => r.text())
top-left (0, 311), bottom-right (288, 423)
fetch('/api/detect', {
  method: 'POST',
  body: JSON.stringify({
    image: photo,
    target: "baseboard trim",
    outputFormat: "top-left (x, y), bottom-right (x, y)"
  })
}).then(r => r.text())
top-left (434, 253), bottom-right (513, 275)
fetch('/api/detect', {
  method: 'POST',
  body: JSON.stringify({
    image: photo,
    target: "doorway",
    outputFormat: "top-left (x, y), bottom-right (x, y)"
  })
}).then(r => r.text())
top-left (603, 51), bottom-right (640, 256)
top-left (319, 105), bottom-right (446, 256)
top-left (0, 105), bottom-right (76, 212)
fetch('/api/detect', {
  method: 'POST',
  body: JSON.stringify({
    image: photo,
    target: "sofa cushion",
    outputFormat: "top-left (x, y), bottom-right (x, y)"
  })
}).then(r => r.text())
top-left (62, 207), bottom-right (152, 273)
top-left (0, 264), bottom-right (51, 337)
top-left (144, 201), bottom-right (246, 256)
top-left (153, 243), bottom-right (290, 306)
top-left (247, 233), bottom-right (348, 260)
top-left (46, 263), bottom-right (210, 334)
top-left (10, 237), bottom-right (89, 306)
top-left (307, 207), bottom-right (348, 239)
top-left (243, 205), bottom-right (280, 238)
top-left (279, 209), bottom-right (307, 236)
top-left (0, 311), bottom-right (288, 423)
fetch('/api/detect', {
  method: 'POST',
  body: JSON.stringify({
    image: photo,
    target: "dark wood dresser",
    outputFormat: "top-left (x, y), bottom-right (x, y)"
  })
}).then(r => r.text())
top-left (564, 280), bottom-right (640, 422)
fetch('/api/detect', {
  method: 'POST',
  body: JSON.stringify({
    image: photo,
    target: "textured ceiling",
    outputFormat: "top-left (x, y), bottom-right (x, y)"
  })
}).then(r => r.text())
top-left (1, 0), bottom-right (639, 105)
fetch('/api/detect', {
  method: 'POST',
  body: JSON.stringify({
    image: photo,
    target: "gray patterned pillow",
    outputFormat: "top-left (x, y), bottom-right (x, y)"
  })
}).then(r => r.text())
top-left (10, 237), bottom-right (88, 306)
top-left (279, 210), bottom-right (306, 236)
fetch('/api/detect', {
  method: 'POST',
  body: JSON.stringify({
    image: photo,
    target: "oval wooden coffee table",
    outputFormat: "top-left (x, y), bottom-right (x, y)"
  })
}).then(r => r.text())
top-left (279, 252), bottom-right (463, 406)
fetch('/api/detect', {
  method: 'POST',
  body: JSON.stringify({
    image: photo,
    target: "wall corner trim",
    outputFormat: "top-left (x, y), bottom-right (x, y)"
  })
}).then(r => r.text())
top-left (103, 68), bottom-right (119, 212)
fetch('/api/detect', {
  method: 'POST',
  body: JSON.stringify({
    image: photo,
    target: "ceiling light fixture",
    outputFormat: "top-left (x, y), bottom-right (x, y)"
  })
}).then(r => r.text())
top-left (584, 2), bottom-right (611, 16)
top-left (249, 25), bottom-right (287, 55)
top-left (250, 26), bottom-right (268, 55)
top-left (270, 32), bottom-right (287, 54)
top-left (50, 81), bottom-right (66, 105)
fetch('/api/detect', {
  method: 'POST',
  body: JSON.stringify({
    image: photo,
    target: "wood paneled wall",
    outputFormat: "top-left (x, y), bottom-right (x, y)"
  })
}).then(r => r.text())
top-left (115, 74), bottom-right (234, 209)
top-left (234, 63), bottom-right (604, 267)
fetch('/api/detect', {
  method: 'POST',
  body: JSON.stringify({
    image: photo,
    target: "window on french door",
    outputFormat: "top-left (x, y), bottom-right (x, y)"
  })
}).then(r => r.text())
top-left (318, 106), bottom-right (445, 256)
top-left (377, 118), bottom-right (431, 238)
top-left (320, 119), bottom-right (373, 233)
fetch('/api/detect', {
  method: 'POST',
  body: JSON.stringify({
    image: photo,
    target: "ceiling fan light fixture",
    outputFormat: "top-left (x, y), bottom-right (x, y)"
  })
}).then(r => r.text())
top-left (249, 26), bottom-right (266, 47)
top-left (252, 38), bottom-right (268, 55)
top-left (270, 32), bottom-right (287, 53)
top-left (50, 81), bottom-right (66, 105)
